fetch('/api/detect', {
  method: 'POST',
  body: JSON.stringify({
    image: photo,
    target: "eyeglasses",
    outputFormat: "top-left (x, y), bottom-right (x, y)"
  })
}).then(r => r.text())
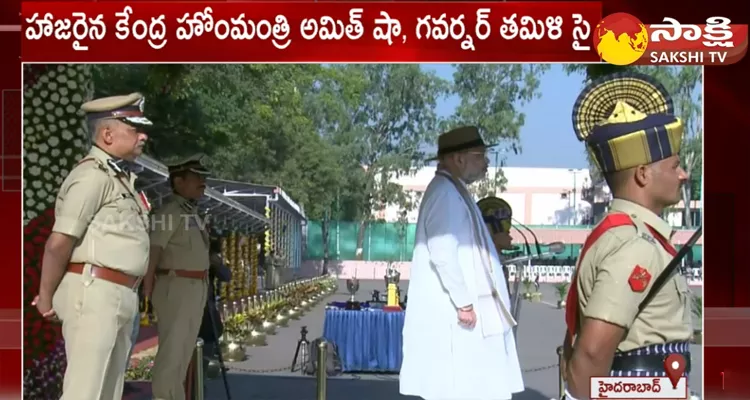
top-left (464, 151), bottom-right (489, 161)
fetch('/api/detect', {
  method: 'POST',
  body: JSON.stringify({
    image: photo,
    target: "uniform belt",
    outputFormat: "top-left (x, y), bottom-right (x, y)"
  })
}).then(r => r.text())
top-left (68, 263), bottom-right (142, 290)
top-left (156, 269), bottom-right (208, 280)
top-left (610, 342), bottom-right (691, 377)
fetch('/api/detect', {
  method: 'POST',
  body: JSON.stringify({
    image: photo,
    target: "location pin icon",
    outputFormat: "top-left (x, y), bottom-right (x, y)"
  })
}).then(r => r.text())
top-left (663, 354), bottom-right (686, 389)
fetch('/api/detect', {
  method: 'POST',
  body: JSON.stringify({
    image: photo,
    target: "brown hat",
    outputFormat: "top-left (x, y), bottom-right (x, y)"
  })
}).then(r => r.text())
top-left (427, 126), bottom-right (495, 161)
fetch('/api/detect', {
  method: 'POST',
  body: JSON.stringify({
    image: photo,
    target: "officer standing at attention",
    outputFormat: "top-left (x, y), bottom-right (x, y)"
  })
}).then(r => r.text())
top-left (32, 93), bottom-right (152, 399)
top-left (562, 72), bottom-right (693, 399)
top-left (144, 154), bottom-right (211, 400)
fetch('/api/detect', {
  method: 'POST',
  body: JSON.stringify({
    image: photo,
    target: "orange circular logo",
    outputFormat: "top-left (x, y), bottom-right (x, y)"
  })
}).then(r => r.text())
top-left (593, 13), bottom-right (649, 66)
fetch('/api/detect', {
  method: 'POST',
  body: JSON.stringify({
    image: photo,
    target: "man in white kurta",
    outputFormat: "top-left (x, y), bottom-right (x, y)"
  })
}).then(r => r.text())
top-left (400, 126), bottom-right (524, 400)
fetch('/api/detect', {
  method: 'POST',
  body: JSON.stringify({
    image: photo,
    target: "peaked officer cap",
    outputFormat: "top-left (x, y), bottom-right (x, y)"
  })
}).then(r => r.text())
top-left (166, 153), bottom-right (211, 176)
top-left (81, 93), bottom-right (152, 126)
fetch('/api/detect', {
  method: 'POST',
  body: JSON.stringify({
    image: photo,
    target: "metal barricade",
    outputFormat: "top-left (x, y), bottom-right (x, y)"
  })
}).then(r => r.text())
top-left (557, 345), bottom-right (564, 400)
top-left (185, 338), bottom-right (206, 400)
top-left (194, 339), bottom-right (205, 400)
top-left (316, 341), bottom-right (327, 400)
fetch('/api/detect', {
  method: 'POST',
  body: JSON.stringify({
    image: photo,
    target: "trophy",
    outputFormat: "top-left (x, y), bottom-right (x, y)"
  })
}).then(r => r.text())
top-left (346, 277), bottom-right (359, 302)
top-left (345, 277), bottom-right (361, 310)
top-left (383, 262), bottom-right (402, 311)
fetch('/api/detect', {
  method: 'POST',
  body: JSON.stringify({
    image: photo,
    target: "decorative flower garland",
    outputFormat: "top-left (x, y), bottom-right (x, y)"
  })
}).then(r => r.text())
top-left (23, 64), bottom-right (92, 220)
top-left (22, 338), bottom-right (66, 400)
top-left (23, 64), bottom-right (93, 390)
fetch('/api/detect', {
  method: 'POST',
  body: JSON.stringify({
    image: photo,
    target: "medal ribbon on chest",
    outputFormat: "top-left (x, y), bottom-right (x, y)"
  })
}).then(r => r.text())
top-left (138, 191), bottom-right (151, 211)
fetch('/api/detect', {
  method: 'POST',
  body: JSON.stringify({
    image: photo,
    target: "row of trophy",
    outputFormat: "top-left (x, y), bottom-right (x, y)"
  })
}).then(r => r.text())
top-left (216, 276), bottom-right (338, 362)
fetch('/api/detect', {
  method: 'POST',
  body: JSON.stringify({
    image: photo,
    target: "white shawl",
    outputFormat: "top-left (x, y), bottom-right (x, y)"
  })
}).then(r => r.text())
top-left (435, 170), bottom-right (516, 337)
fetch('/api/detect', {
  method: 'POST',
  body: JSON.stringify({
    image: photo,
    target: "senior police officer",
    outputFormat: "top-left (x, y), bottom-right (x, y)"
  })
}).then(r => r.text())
top-left (144, 154), bottom-right (211, 400)
top-left (33, 93), bottom-right (151, 399)
top-left (562, 72), bottom-right (693, 399)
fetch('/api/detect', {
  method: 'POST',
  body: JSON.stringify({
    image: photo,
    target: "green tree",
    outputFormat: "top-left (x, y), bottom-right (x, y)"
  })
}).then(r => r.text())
top-left (92, 64), bottom-right (346, 221)
top-left (449, 65), bottom-right (549, 199)
top-left (313, 65), bottom-right (449, 259)
top-left (563, 65), bottom-right (702, 226)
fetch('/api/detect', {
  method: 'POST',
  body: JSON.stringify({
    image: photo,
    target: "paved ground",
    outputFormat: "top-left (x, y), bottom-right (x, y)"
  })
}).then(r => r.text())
top-left (128, 279), bottom-right (703, 399)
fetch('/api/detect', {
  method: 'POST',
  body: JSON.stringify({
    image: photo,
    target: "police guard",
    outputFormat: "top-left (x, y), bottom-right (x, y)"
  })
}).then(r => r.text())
top-left (145, 154), bottom-right (211, 400)
top-left (33, 93), bottom-right (151, 399)
top-left (562, 72), bottom-right (692, 399)
top-left (478, 196), bottom-right (515, 288)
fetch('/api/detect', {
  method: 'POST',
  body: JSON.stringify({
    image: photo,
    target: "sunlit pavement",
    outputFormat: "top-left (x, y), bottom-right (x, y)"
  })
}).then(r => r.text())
top-left (126, 279), bottom-right (702, 400)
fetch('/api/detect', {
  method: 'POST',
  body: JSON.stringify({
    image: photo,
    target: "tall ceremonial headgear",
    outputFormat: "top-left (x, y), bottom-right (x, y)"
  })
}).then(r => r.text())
top-left (571, 72), bottom-right (683, 173)
top-left (477, 196), bottom-right (512, 234)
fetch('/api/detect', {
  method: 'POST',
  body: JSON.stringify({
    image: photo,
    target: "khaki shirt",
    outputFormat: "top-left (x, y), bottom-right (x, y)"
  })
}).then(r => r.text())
top-left (575, 199), bottom-right (692, 352)
top-left (52, 146), bottom-right (150, 276)
top-left (150, 195), bottom-right (209, 271)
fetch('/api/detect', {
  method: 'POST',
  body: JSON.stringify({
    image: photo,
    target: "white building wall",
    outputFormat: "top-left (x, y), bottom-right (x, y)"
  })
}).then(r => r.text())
top-left (375, 166), bottom-right (595, 224)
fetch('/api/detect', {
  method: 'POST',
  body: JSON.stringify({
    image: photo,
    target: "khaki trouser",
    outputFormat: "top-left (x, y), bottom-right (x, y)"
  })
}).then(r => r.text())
top-left (53, 268), bottom-right (138, 400)
top-left (151, 275), bottom-right (207, 400)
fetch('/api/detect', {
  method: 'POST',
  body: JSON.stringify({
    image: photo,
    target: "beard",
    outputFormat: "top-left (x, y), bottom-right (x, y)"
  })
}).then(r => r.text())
top-left (463, 168), bottom-right (487, 185)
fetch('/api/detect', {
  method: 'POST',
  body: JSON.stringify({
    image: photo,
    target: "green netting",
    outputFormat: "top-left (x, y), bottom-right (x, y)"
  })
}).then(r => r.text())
top-left (305, 221), bottom-right (703, 262)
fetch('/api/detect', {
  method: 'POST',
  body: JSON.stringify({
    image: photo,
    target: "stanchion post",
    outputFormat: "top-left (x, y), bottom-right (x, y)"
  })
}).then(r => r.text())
top-left (556, 345), bottom-right (564, 400)
top-left (316, 341), bottom-right (327, 400)
top-left (194, 338), bottom-right (205, 400)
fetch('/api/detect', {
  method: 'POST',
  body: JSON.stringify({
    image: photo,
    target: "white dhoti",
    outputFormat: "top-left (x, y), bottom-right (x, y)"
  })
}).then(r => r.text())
top-left (400, 173), bottom-right (524, 400)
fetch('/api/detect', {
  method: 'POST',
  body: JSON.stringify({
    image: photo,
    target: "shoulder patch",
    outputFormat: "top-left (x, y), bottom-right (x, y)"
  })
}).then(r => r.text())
top-left (628, 265), bottom-right (652, 292)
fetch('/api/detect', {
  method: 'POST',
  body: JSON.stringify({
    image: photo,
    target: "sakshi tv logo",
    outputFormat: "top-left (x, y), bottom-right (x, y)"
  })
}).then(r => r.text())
top-left (592, 13), bottom-right (748, 66)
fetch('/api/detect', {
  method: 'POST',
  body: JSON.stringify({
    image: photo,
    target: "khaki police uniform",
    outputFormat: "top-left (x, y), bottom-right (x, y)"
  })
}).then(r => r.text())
top-left (150, 155), bottom-right (210, 400)
top-left (574, 199), bottom-right (692, 354)
top-left (51, 93), bottom-right (152, 400)
top-left (565, 72), bottom-right (694, 382)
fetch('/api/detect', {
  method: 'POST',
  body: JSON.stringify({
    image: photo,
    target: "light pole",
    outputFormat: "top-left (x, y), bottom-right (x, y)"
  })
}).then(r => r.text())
top-left (568, 168), bottom-right (584, 225)
top-left (489, 149), bottom-right (501, 195)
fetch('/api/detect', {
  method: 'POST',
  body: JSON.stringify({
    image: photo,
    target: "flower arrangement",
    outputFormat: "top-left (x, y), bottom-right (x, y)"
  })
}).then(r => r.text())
top-left (23, 64), bottom-right (92, 221)
top-left (125, 356), bottom-right (155, 381)
top-left (23, 64), bottom-right (92, 395)
top-left (224, 314), bottom-right (249, 342)
top-left (24, 208), bottom-right (63, 368)
top-left (23, 339), bottom-right (66, 400)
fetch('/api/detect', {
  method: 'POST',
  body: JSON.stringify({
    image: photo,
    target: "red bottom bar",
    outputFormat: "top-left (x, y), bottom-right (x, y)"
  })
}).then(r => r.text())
top-left (705, 347), bottom-right (750, 399)
top-left (0, 349), bottom-right (21, 397)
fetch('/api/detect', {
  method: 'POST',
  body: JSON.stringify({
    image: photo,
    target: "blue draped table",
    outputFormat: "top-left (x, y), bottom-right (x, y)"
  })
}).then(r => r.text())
top-left (322, 309), bottom-right (405, 372)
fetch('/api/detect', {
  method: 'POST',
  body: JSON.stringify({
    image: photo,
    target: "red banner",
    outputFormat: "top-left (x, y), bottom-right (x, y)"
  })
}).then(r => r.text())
top-left (21, 2), bottom-right (603, 62)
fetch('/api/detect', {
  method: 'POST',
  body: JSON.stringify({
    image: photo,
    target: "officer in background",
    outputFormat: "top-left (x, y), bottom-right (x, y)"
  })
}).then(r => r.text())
top-left (33, 93), bottom-right (151, 399)
top-left (563, 72), bottom-right (692, 399)
top-left (145, 154), bottom-right (211, 400)
top-left (477, 196), bottom-right (514, 290)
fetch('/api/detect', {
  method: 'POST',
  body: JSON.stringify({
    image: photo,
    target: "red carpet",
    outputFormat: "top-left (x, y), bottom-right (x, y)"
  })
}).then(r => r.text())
top-left (133, 324), bottom-right (159, 354)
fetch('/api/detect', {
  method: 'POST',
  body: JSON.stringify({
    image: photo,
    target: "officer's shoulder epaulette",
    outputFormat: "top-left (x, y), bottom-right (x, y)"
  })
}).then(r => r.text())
top-left (618, 213), bottom-right (657, 245)
top-left (595, 218), bottom-right (638, 243)
top-left (75, 157), bottom-right (108, 173)
top-left (179, 200), bottom-right (196, 213)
